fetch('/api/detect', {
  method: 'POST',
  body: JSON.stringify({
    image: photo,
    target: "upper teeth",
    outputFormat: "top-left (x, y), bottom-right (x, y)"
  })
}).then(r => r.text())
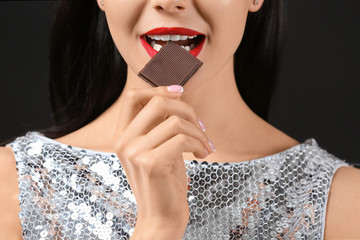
top-left (147, 35), bottom-right (197, 41)
top-left (150, 41), bottom-right (194, 52)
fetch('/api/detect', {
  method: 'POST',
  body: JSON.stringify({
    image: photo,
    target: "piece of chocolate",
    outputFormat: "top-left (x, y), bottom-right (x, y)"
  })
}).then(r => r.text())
top-left (138, 41), bottom-right (203, 87)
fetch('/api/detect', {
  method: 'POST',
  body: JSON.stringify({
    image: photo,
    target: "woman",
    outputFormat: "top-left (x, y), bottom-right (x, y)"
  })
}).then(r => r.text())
top-left (1, 0), bottom-right (359, 239)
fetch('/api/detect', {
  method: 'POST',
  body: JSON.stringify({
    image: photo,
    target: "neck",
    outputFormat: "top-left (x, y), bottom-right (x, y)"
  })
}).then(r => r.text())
top-left (58, 57), bottom-right (299, 162)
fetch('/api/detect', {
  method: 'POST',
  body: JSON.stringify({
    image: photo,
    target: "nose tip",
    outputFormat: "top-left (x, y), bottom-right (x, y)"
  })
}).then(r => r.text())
top-left (151, 0), bottom-right (189, 13)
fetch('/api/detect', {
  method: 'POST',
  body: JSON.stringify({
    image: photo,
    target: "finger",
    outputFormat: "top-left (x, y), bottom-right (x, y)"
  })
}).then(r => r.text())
top-left (140, 115), bottom-right (213, 155)
top-left (152, 134), bottom-right (209, 166)
top-left (117, 86), bottom-right (184, 130)
top-left (121, 96), bottom-right (204, 141)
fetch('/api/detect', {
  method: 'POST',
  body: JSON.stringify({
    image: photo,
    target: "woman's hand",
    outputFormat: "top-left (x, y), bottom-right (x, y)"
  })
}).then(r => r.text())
top-left (113, 85), bottom-right (214, 240)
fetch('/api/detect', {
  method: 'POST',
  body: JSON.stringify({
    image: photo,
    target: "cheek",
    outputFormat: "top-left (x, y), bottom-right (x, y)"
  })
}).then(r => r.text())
top-left (104, 1), bottom-right (143, 55)
top-left (198, 0), bottom-right (249, 54)
top-left (222, 15), bottom-right (248, 56)
top-left (105, 1), bottom-right (130, 30)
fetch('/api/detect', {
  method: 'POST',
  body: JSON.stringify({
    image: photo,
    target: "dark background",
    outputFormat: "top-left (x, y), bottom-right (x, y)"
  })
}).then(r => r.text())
top-left (0, 1), bottom-right (359, 167)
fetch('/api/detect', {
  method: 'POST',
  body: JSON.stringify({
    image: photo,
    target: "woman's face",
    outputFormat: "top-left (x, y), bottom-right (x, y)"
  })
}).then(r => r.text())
top-left (98, 0), bottom-right (263, 86)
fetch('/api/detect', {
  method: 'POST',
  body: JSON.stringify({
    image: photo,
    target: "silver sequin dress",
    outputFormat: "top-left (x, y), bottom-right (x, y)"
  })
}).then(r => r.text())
top-left (8, 131), bottom-right (351, 240)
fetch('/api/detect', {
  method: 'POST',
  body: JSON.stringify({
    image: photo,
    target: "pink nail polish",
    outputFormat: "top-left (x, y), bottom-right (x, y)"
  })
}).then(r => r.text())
top-left (167, 85), bottom-right (184, 93)
top-left (204, 148), bottom-right (209, 156)
top-left (198, 118), bottom-right (206, 132)
top-left (208, 139), bottom-right (216, 152)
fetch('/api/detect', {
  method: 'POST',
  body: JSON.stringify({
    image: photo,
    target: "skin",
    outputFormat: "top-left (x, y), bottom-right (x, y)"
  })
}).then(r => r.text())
top-left (0, 0), bottom-right (359, 239)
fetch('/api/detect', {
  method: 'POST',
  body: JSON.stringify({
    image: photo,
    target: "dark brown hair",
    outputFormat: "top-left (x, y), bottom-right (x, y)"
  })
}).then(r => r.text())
top-left (43, 0), bottom-right (285, 138)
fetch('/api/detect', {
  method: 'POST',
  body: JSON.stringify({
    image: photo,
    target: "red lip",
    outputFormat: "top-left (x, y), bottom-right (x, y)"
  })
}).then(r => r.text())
top-left (140, 27), bottom-right (206, 58)
top-left (142, 27), bottom-right (203, 36)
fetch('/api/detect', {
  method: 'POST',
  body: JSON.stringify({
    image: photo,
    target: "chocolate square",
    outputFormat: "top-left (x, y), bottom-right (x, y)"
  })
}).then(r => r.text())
top-left (138, 41), bottom-right (203, 87)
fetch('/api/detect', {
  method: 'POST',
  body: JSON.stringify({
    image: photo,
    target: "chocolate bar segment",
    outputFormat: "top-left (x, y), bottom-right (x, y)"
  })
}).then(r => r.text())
top-left (138, 41), bottom-right (203, 87)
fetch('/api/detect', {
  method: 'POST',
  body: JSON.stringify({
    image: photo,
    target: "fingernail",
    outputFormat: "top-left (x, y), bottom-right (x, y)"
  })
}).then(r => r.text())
top-left (198, 118), bottom-right (206, 132)
top-left (167, 85), bottom-right (184, 93)
top-left (204, 148), bottom-right (209, 157)
top-left (208, 139), bottom-right (216, 152)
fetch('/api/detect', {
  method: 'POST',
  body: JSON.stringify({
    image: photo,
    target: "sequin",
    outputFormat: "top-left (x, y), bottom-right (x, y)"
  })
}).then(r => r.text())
top-left (82, 156), bottom-right (90, 165)
top-left (106, 212), bottom-right (113, 220)
top-left (89, 195), bottom-right (97, 202)
top-left (71, 213), bottom-right (79, 220)
top-left (75, 223), bottom-right (83, 230)
top-left (9, 131), bottom-right (351, 239)
top-left (40, 230), bottom-right (48, 237)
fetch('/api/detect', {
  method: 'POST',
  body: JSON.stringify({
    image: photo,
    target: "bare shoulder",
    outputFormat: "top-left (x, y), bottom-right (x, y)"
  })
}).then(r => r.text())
top-left (325, 166), bottom-right (360, 239)
top-left (0, 146), bottom-right (22, 239)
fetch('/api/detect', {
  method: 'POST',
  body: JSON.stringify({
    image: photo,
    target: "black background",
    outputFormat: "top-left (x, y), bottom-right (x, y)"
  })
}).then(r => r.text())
top-left (0, 1), bottom-right (359, 167)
